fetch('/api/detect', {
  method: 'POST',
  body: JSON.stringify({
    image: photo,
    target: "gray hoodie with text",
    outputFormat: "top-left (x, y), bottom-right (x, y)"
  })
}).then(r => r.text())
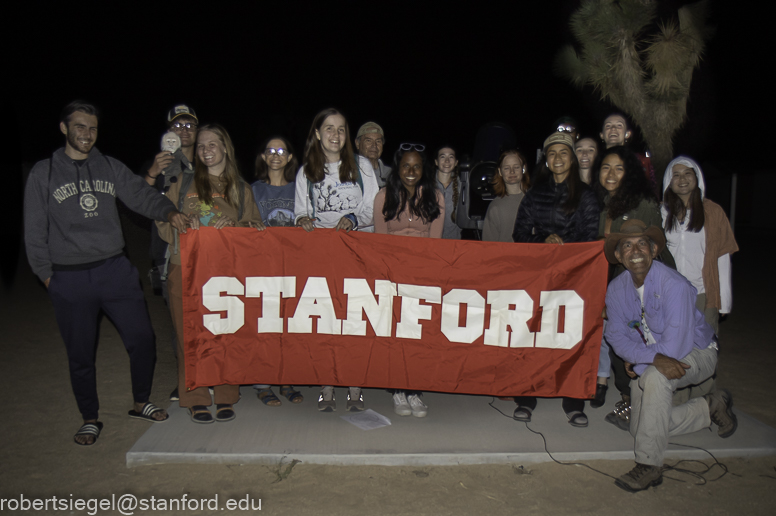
top-left (24, 147), bottom-right (176, 282)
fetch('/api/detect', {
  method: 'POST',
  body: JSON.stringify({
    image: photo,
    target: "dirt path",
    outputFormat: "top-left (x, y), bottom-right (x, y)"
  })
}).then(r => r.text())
top-left (1, 219), bottom-right (774, 515)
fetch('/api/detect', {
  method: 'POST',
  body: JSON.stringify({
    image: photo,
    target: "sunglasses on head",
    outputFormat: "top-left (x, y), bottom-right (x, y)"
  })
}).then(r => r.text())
top-left (399, 143), bottom-right (425, 152)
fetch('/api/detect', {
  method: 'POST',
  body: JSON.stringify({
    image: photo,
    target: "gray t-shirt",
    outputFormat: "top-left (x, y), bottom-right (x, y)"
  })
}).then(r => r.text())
top-left (483, 193), bottom-right (524, 243)
top-left (437, 178), bottom-right (462, 240)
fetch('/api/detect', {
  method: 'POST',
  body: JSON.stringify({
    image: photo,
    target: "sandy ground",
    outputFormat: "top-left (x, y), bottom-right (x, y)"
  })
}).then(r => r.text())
top-left (1, 215), bottom-right (774, 516)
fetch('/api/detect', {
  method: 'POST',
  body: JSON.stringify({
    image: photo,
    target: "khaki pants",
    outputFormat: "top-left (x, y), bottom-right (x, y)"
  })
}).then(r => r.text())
top-left (630, 345), bottom-right (717, 466)
top-left (168, 263), bottom-right (240, 408)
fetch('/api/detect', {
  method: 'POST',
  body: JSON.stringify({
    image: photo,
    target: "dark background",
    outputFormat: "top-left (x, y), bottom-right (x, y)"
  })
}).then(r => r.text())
top-left (13, 1), bottom-right (763, 171)
top-left (7, 1), bottom-right (768, 284)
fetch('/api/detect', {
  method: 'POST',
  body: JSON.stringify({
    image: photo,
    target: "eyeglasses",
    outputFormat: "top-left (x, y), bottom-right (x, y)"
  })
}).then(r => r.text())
top-left (264, 148), bottom-right (289, 157)
top-left (171, 122), bottom-right (197, 130)
top-left (399, 143), bottom-right (425, 152)
top-left (557, 124), bottom-right (575, 133)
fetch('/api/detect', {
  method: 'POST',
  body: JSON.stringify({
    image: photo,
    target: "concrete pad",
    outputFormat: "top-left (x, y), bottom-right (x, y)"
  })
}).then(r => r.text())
top-left (127, 386), bottom-right (776, 467)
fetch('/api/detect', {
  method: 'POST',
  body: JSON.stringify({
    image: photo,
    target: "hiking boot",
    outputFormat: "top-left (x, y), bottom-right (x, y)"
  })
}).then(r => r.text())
top-left (318, 386), bottom-right (336, 412)
top-left (615, 463), bottom-right (662, 492)
top-left (605, 396), bottom-right (630, 431)
top-left (407, 394), bottom-right (428, 417)
top-left (705, 388), bottom-right (737, 438)
top-left (393, 391), bottom-right (411, 416)
top-left (346, 387), bottom-right (364, 412)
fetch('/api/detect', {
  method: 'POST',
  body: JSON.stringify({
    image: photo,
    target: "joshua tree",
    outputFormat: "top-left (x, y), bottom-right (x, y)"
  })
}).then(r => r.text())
top-left (555, 0), bottom-right (713, 185)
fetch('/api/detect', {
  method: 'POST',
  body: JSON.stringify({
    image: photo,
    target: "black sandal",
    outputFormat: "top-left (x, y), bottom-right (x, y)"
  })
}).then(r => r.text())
top-left (74, 422), bottom-right (103, 446)
top-left (216, 404), bottom-right (235, 422)
top-left (189, 405), bottom-right (214, 424)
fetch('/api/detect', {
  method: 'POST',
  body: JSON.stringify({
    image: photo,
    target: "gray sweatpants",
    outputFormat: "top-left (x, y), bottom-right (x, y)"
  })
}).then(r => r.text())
top-left (630, 345), bottom-right (718, 467)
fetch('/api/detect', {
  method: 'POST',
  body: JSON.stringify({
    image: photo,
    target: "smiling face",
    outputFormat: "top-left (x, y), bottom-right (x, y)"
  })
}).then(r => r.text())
top-left (600, 115), bottom-right (631, 148)
top-left (399, 151), bottom-right (423, 195)
top-left (614, 235), bottom-right (657, 287)
top-left (575, 138), bottom-right (597, 170)
top-left (60, 111), bottom-right (98, 159)
top-left (316, 114), bottom-right (347, 161)
top-left (197, 130), bottom-right (226, 172)
top-left (356, 133), bottom-right (384, 161)
top-left (546, 143), bottom-right (572, 182)
top-left (599, 153), bottom-right (626, 193)
top-left (170, 115), bottom-right (198, 149)
top-left (262, 138), bottom-right (291, 172)
top-left (498, 153), bottom-right (524, 186)
top-left (669, 163), bottom-right (698, 203)
top-left (435, 147), bottom-right (458, 174)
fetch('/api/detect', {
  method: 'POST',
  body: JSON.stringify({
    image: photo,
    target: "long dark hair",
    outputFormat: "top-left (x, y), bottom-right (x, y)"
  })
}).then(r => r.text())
top-left (592, 146), bottom-right (656, 219)
top-left (193, 123), bottom-right (243, 206)
top-left (255, 135), bottom-right (298, 184)
top-left (383, 148), bottom-right (441, 224)
top-left (663, 170), bottom-right (704, 233)
top-left (531, 144), bottom-right (584, 215)
top-left (302, 108), bottom-right (358, 184)
top-left (435, 145), bottom-right (459, 222)
top-left (491, 149), bottom-right (531, 197)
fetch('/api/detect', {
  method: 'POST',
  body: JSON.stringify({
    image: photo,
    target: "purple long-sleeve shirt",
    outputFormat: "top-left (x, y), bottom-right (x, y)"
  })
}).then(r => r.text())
top-left (605, 261), bottom-right (714, 376)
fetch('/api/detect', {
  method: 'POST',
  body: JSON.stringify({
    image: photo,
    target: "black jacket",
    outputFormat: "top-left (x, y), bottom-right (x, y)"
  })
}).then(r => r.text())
top-left (512, 178), bottom-right (599, 243)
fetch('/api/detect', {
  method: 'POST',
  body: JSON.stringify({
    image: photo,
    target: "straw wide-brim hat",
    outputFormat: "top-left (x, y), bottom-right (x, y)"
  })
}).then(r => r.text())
top-left (604, 219), bottom-right (666, 264)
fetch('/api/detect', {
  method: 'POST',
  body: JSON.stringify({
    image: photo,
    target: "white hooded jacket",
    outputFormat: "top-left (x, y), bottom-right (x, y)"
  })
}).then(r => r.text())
top-left (660, 156), bottom-right (733, 314)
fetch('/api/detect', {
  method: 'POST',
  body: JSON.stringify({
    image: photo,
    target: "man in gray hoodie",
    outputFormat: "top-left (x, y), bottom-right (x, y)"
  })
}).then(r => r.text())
top-left (23, 100), bottom-right (189, 445)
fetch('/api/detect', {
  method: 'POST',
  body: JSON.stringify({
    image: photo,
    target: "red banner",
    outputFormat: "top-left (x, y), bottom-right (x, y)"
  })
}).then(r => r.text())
top-left (180, 228), bottom-right (608, 398)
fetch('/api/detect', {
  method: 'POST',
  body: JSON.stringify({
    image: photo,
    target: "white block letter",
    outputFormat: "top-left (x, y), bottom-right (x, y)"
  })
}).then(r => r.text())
top-left (288, 277), bottom-right (342, 334)
top-left (535, 290), bottom-right (584, 349)
top-left (396, 284), bottom-right (441, 340)
top-left (342, 279), bottom-right (396, 336)
top-left (245, 276), bottom-right (296, 333)
top-left (484, 290), bottom-right (536, 348)
top-left (202, 277), bottom-right (245, 335)
top-left (441, 289), bottom-right (486, 344)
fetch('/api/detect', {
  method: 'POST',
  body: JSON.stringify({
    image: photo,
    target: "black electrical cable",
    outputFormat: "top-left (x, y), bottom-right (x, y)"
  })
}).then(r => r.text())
top-left (488, 397), bottom-right (736, 484)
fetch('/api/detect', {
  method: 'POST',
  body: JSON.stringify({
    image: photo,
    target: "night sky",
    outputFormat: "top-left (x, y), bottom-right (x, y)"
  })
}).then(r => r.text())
top-left (14, 1), bottom-right (759, 171)
top-left (7, 1), bottom-right (764, 283)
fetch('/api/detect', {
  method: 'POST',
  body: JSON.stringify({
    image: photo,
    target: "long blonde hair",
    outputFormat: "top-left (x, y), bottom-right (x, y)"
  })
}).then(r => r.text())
top-left (194, 123), bottom-right (243, 207)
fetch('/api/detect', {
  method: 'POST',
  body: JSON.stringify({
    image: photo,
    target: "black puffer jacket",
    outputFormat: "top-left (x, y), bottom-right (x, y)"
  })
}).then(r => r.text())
top-left (512, 179), bottom-right (599, 243)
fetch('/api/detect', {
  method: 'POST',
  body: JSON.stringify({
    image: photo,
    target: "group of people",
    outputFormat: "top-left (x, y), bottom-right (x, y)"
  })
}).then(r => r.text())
top-left (24, 101), bottom-right (739, 493)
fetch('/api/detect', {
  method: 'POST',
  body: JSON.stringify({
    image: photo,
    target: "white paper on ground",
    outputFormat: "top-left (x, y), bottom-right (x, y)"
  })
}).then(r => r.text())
top-left (340, 409), bottom-right (392, 430)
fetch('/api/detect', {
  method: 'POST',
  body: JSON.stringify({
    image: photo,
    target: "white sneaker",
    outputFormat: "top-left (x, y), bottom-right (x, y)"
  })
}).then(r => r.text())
top-left (407, 394), bottom-right (428, 417)
top-left (318, 386), bottom-right (335, 412)
top-left (393, 391), bottom-right (412, 416)
top-left (347, 387), bottom-right (364, 412)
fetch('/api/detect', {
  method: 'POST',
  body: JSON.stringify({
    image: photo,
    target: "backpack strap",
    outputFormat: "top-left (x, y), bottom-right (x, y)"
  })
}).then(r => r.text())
top-left (354, 156), bottom-right (364, 193)
top-left (237, 180), bottom-right (245, 221)
top-left (177, 170), bottom-right (195, 211)
top-left (307, 177), bottom-right (316, 219)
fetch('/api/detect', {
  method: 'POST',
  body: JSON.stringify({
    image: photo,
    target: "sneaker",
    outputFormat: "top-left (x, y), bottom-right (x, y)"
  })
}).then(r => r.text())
top-left (605, 397), bottom-right (630, 431)
top-left (393, 392), bottom-right (411, 416)
top-left (169, 387), bottom-right (179, 402)
top-left (318, 386), bottom-right (336, 412)
top-left (346, 387), bottom-right (364, 412)
top-left (615, 463), bottom-right (662, 492)
top-left (407, 394), bottom-right (428, 417)
top-left (705, 388), bottom-right (738, 438)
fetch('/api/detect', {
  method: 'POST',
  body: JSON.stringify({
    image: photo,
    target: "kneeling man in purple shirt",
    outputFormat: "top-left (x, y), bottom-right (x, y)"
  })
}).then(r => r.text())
top-left (603, 219), bottom-right (737, 492)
